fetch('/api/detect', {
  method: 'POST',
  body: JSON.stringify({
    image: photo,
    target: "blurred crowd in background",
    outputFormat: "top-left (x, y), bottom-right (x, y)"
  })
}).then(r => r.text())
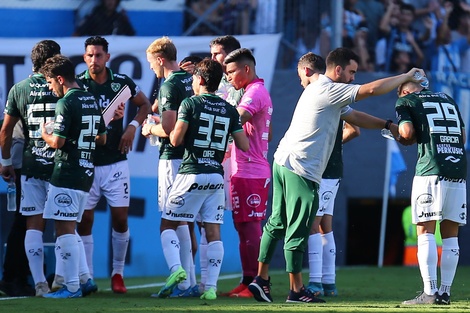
top-left (72, 0), bottom-right (470, 71)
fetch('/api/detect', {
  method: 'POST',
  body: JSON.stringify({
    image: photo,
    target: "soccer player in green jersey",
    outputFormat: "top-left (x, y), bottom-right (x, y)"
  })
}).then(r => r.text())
top-left (142, 36), bottom-right (196, 297)
top-left (397, 81), bottom-right (467, 305)
top-left (0, 40), bottom-right (61, 297)
top-left (76, 36), bottom-right (151, 293)
top-left (158, 58), bottom-right (249, 301)
top-left (40, 55), bottom-right (107, 298)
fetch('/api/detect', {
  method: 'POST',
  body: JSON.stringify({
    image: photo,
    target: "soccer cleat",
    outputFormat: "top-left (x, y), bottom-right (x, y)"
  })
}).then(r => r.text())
top-left (322, 283), bottom-right (338, 297)
top-left (35, 281), bottom-right (50, 297)
top-left (111, 274), bottom-right (127, 294)
top-left (42, 286), bottom-right (82, 298)
top-left (169, 286), bottom-right (192, 297)
top-left (402, 291), bottom-right (436, 305)
top-left (248, 276), bottom-right (273, 303)
top-left (230, 286), bottom-right (253, 298)
top-left (80, 278), bottom-right (98, 296)
top-left (221, 283), bottom-right (248, 297)
top-left (307, 282), bottom-right (324, 296)
top-left (190, 284), bottom-right (201, 297)
top-left (200, 287), bottom-right (217, 300)
top-left (156, 266), bottom-right (187, 298)
top-left (435, 292), bottom-right (451, 305)
top-left (286, 286), bottom-right (326, 303)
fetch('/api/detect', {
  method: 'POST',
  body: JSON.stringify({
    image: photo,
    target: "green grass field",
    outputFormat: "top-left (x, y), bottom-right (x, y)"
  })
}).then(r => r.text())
top-left (1, 266), bottom-right (470, 312)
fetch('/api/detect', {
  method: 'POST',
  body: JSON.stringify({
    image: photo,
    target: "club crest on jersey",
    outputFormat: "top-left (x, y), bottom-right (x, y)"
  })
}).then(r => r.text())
top-left (111, 82), bottom-right (121, 92)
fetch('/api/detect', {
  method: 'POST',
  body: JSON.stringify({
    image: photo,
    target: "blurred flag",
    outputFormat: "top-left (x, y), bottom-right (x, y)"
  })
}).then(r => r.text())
top-left (388, 139), bottom-right (407, 197)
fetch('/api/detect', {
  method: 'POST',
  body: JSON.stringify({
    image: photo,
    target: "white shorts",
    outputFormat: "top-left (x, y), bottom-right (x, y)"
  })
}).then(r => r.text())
top-left (316, 178), bottom-right (341, 217)
top-left (44, 185), bottom-right (88, 222)
top-left (86, 160), bottom-right (130, 209)
top-left (20, 176), bottom-right (49, 216)
top-left (411, 175), bottom-right (467, 225)
top-left (163, 173), bottom-right (225, 224)
top-left (158, 159), bottom-right (182, 211)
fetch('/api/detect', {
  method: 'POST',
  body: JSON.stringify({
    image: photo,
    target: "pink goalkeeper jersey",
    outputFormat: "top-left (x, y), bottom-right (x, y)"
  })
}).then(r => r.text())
top-left (231, 78), bottom-right (272, 178)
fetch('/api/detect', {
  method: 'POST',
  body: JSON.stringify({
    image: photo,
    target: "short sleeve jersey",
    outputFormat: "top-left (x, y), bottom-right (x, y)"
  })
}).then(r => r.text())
top-left (76, 68), bottom-right (139, 166)
top-left (50, 88), bottom-right (106, 192)
top-left (5, 73), bottom-right (58, 180)
top-left (274, 75), bottom-right (360, 184)
top-left (158, 70), bottom-right (194, 160)
top-left (176, 93), bottom-right (243, 176)
top-left (396, 90), bottom-right (467, 178)
top-left (231, 78), bottom-right (273, 179)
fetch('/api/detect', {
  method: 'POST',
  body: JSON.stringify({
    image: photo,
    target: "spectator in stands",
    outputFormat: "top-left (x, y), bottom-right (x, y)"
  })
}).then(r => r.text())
top-left (73, 0), bottom-right (135, 36)
top-left (376, 2), bottom-right (425, 72)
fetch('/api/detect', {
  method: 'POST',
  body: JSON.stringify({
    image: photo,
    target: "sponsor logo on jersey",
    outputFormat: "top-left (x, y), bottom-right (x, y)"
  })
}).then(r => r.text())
top-left (54, 193), bottom-right (72, 207)
top-left (246, 194), bottom-right (261, 208)
top-left (79, 159), bottom-right (94, 169)
top-left (437, 144), bottom-right (464, 156)
top-left (165, 210), bottom-right (194, 219)
top-left (187, 182), bottom-right (224, 192)
top-left (29, 82), bottom-right (48, 88)
top-left (440, 136), bottom-right (460, 143)
top-left (169, 196), bottom-right (185, 207)
top-left (417, 193), bottom-right (434, 207)
top-left (22, 207), bottom-right (36, 212)
top-left (53, 210), bottom-right (79, 218)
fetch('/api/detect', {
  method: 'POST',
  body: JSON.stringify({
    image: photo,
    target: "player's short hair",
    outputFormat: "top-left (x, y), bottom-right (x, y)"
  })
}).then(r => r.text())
top-left (84, 36), bottom-right (109, 53)
top-left (194, 58), bottom-right (223, 93)
top-left (40, 55), bottom-right (76, 82)
top-left (326, 47), bottom-right (360, 70)
top-left (146, 36), bottom-right (177, 61)
top-left (209, 35), bottom-right (241, 54)
top-left (298, 52), bottom-right (326, 74)
top-left (31, 40), bottom-right (61, 73)
top-left (223, 48), bottom-right (256, 66)
top-left (181, 55), bottom-right (203, 65)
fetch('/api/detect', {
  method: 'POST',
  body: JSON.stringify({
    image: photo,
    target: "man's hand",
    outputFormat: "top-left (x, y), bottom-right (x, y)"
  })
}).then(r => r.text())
top-left (119, 125), bottom-right (136, 154)
top-left (111, 102), bottom-right (125, 122)
top-left (1, 165), bottom-right (15, 183)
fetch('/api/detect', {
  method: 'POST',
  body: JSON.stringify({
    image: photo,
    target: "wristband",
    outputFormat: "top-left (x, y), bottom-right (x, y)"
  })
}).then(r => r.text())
top-left (128, 120), bottom-right (140, 129)
top-left (384, 119), bottom-right (393, 130)
top-left (1, 158), bottom-right (12, 167)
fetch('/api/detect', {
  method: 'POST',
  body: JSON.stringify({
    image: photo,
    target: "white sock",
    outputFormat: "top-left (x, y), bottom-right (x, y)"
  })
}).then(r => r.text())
top-left (439, 237), bottom-right (459, 296)
top-left (54, 240), bottom-right (64, 281)
top-left (199, 228), bottom-right (208, 287)
top-left (161, 229), bottom-right (181, 273)
top-left (57, 234), bottom-right (80, 293)
top-left (322, 231), bottom-right (336, 284)
top-left (76, 231), bottom-right (91, 283)
top-left (307, 233), bottom-right (322, 283)
top-left (25, 229), bottom-right (46, 285)
top-left (190, 260), bottom-right (197, 287)
top-left (417, 233), bottom-right (438, 295)
top-left (111, 228), bottom-right (129, 277)
top-left (205, 241), bottom-right (223, 291)
top-left (81, 234), bottom-right (94, 278)
top-left (176, 225), bottom-right (191, 290)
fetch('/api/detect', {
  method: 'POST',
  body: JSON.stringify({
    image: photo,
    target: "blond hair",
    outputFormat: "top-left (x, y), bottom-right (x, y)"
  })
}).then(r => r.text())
top-left (146, 36), bottom-right (177, 61)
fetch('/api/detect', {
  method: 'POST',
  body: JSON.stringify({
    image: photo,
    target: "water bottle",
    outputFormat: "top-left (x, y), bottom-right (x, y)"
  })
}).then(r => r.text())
top-left (147, 114), bottom-right (159, 146)
top-left (6, 180), bottom-right (16, 212)
top-left (413, 71), bottom-right (429, 89)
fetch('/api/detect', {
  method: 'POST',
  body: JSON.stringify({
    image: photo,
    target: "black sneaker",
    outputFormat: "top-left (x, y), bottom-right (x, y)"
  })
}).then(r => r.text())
top-left (248, 276), bottom-right (273, 303)
top-left (402, 291), bottom-right (436, 305)
top-left (435, 292), bottom-right (451, 305)
top-left (286, 286), bottom-right (326, 303)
